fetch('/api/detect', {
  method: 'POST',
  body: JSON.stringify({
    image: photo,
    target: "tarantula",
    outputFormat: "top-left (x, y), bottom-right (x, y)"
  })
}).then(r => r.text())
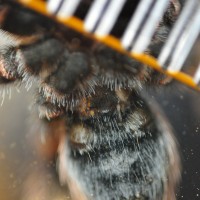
top-left (0, 1), bottom-right (181, 200)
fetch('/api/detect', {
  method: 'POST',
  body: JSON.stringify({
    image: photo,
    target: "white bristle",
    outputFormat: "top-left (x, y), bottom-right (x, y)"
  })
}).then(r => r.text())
top-left (94, 0), bottom-right (127, 37)
top-left (84, 0), bottom-right (109, 32)
top-left (121, 0), bottom-right (153, 49)
top-left (47, 0), bottom-right (63, 14)
top-left (167, 4), bottom-right (200, 71)
top-left (57, 0), bottom-right (81, 18)
top-left (131, 0), bottom-right (170, 53)
top-left (158, 0), bottom-right (198, 68)
top-left (194, 63), bottom-right (200, 84)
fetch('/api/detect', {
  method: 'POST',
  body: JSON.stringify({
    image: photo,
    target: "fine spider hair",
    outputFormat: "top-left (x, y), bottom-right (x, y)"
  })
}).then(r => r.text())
top-left (0, 1), bottom-right (181, 200)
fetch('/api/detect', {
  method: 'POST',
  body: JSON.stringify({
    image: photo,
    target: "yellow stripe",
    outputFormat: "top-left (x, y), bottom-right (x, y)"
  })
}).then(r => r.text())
top-left (18, 0), bottom-right (48, 15)
top-left (17, 0), bottom-right (199, 91)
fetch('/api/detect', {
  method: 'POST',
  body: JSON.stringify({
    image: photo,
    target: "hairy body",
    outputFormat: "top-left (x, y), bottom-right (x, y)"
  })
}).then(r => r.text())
top-left (0, 1), bottom-right (181, 199)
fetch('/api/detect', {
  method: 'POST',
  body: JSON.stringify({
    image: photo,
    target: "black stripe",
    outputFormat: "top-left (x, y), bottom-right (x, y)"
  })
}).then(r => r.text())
top-left (54, 0), bottom-right (65, 15)
top-left (111, 0), bottom-right (140, 39)
top-left (127, 0), bottom-right (156, 50)
top-left (74, 0), bottom-right (93, 20)
top-left (92, 0), bottom-right (112, 33)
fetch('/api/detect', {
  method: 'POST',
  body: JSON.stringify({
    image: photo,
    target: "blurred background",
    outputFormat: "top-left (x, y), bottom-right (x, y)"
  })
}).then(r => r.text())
top-left (0, 80), bottom-right (200, 200)
top-left (148, 82), bottom-right (200, 200)
top-left (0, 86), bottom-right (69, 200)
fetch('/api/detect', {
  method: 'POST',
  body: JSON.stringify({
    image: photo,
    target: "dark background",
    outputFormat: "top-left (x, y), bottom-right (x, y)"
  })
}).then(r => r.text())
top-left (148, 82), bottom-right (200, 200)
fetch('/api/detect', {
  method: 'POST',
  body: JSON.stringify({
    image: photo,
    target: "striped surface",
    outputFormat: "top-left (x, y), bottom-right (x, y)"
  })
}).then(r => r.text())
top-left (17, 0), bottom-right (200, 90)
